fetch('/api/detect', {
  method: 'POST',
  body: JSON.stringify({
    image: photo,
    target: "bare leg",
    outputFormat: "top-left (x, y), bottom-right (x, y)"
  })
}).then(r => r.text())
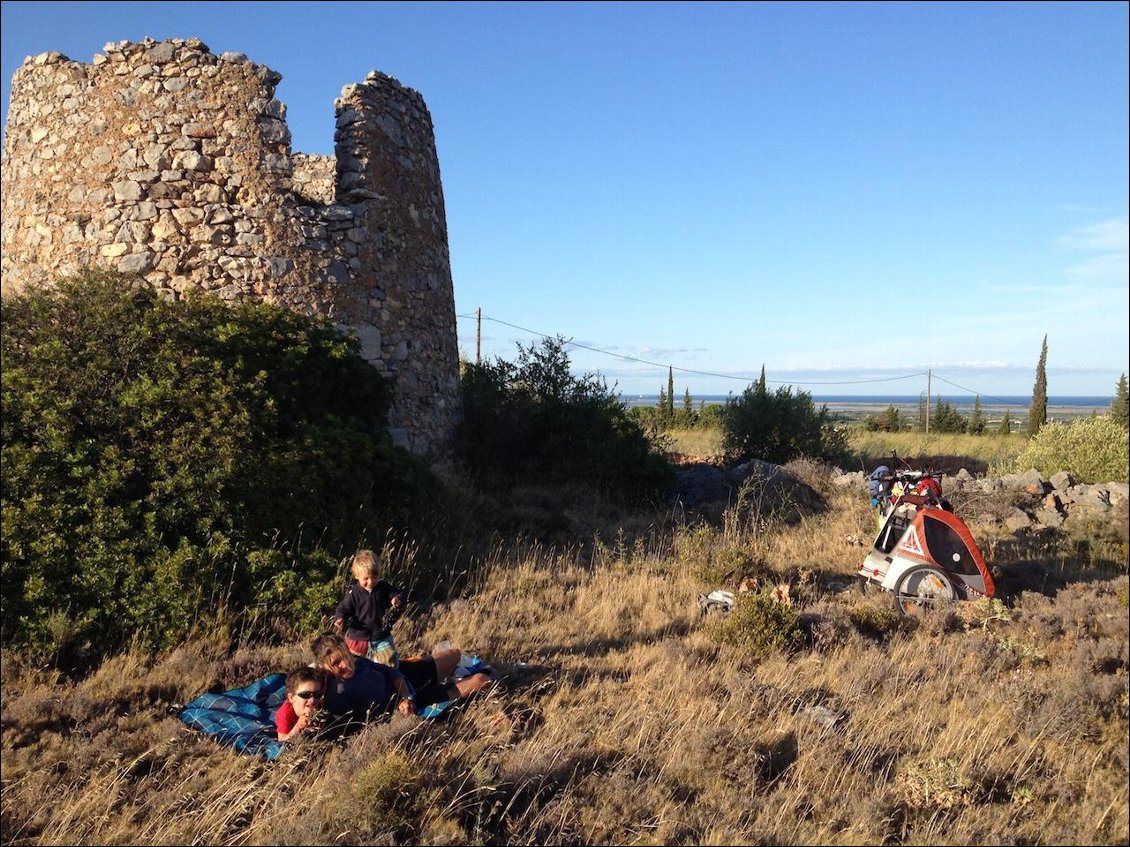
top-left (432, 647), bottom-right (461, 678)
top-left (454, 671), bottom-right (494, 699)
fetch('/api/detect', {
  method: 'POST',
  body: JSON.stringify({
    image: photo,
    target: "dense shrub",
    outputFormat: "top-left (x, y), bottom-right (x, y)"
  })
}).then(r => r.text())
top-left (710, 591), bottom-right (805, 658)
top-left (1011, 417), bottom-right (1129, 483)
top-left (698, 402), bottom-right (724, 428)
top-left (456, 336), bottom-right (674, 500)
top-left (1, 272), bottom-right (443, 658)
top-left (721, 383), bottom-right (848, 465)
top-left (864, 404), bottom-right (908, 432)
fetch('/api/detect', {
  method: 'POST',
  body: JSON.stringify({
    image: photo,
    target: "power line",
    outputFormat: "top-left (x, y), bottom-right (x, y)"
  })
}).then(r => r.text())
top-left (929, 373), bottom-right (1022, 408)
top-left (459, 311), bottom-right (1047, 405)
top-left (458, 312), bottom-right (929, 388)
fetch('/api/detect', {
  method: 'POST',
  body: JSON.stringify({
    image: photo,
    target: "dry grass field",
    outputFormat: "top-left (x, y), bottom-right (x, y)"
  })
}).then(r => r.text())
top-left (2, 465), bottom-right (1126, 846)
top-left (665, 426), bottom-right (1027, 472)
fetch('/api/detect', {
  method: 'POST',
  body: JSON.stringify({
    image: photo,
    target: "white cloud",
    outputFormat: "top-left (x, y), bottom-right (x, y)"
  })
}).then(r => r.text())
top-left (1057, 215), bottom-right (1129, 252)
top-left (1064, 251), bottom-right (1129, 282)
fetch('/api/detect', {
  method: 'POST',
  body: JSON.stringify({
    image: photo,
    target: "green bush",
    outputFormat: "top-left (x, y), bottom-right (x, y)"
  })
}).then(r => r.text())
top-left (1, 272), bottom-right (444, 658)
top-left (864, 404), bottom-right (908, 432)
top-left (351, 750), bottom-right (426, 837)
top-left (698, 403), bottom-right (724, 429)
top-left (1011, 417), bottom-right (1129, 483)
top-left (710, 591), bottom-right (805, 659)
top-left (457, 336), bottom-right (674, 501)
top-left (847, 602), bottom-right (911, 641)
top-left (721, 383), bottom-right (848, 465)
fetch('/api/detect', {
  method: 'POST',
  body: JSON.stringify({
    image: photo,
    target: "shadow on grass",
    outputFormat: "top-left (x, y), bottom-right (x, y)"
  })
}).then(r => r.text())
top-left (990, 530), bottom-right (1127, 602)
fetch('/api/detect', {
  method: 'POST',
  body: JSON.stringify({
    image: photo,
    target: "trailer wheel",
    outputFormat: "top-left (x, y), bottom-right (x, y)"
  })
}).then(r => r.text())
top-left (892, 566), bottom-right (956, 616)
top-left (855, 576), bottom-right (877, 596)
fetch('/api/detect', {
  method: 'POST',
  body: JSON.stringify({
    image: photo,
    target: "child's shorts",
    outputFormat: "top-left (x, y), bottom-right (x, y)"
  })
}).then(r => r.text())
top-left (344, 635), bottom-right (398, 666)
top-left (398, 657), bottom-right (460, 709)
top-left (366, 636), bottom-right (399, 667)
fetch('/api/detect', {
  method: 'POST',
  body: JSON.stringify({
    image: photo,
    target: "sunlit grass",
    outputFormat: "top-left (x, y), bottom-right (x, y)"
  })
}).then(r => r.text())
top-left (664, 424), bottom-right (1026, 470)
top-left (845, 429), bottom-right (1025, 467)
top-left (3, 482), bottom-right (1125, 846)
top-left (665, 426), bottom-right (725, 458)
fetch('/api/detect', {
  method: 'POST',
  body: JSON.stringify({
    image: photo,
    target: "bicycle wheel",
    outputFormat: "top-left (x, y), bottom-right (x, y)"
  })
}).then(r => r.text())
top-left (892, 566), bottom-right (956, 616)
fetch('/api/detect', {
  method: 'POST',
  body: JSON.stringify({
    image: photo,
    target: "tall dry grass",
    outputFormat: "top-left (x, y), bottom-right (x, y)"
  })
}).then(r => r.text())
top-left (1, 484), bottom-right (1126, 846)
top-left (665, 425), bottom-right (1024, 474)
top-left (845, 430), bottom-right (1024, 472)
top-left (665, 426), bottom-right (725, 459)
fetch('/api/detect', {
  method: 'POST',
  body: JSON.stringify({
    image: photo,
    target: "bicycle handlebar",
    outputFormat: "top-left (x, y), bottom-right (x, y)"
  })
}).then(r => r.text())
top-left (873, 469), bottom-right (944, 483)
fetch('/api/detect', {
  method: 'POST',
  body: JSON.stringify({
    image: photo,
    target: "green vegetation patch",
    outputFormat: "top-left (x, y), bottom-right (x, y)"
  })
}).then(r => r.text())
top-left (1012, 417), bottom-right (1129, 483)
top-left (1, 272), bottom-right (442, 658)
top-left (709, 591), bottom-right (805, 659)
top-left (457, 336), bottom-right (674, 501)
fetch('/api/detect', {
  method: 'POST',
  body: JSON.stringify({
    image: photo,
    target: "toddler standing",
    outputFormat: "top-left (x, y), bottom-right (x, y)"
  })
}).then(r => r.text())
top-left (332, 549), bottom-right (404, 666)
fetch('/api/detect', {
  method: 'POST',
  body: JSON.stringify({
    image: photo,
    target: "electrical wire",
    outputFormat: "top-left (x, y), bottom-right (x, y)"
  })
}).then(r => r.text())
top-left (458, 311), bottom-right (1027, 401)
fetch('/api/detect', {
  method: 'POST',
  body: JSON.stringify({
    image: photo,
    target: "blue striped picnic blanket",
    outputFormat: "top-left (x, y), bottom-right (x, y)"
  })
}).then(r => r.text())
top-left (177, 673), bottom-right (288, 760)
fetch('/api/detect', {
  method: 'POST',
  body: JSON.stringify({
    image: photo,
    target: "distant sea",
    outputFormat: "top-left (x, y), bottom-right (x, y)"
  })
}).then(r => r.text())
top-left (621, 394), bottom-right (1112, 416)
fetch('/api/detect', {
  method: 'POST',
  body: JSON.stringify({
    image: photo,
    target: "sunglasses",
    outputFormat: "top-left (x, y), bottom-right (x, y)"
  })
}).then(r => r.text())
top-left (295, 689), bottom-right (325, 700)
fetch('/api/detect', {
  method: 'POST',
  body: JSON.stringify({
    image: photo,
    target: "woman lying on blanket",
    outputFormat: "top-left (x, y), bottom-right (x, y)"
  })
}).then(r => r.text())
top-left (310, 634), bottom-right (495, 729)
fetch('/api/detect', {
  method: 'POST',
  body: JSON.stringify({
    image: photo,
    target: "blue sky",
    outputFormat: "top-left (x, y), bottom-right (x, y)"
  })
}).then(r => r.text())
top-left (3, 1), bottom-right (1127, 399)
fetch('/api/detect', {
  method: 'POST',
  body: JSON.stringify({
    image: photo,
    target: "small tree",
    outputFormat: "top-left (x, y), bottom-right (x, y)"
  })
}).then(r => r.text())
top-left (657, 385), bottom-right (669, 425)
top-left (1027, 335), bottom-right (1048, 437)
top-left (866, 404), bottom-right (904, 432)
top-left (1111, 373), bottom-right (1129, 429)
top-left (969, 395), bottom-right (985, 435)
top-left (721, 381), bottom-right (846, 464)
top-left (998, 410), bottom-right (1013, 436)
top-left (932, 398), bottom-right (968, 433)
top-left (458, 335), bottom-right (673, 499)
top-left (682, 386), bottom-right (694, 425)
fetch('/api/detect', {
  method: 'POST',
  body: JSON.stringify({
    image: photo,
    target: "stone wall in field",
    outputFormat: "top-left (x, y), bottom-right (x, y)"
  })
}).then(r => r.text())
top-left (0, 37), bottom-right (459, 455)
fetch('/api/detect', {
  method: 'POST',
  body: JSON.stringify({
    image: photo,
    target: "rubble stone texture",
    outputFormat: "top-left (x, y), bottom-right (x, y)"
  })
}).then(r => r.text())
top-left (1, 38), bottom-right (459, 455)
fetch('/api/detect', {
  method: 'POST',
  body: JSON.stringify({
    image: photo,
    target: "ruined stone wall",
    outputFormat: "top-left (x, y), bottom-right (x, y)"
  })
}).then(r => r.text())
top-left (0, 37), bottom-right (459, 455)
top-left (291, 152), bottom-right (335, 206)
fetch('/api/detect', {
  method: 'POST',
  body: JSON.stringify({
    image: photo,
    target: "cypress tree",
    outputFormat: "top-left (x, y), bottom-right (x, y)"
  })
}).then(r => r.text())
top-left (657, 385), bottom-right (668, 423)
top-left (667, 366), bottom-right (675, 420)
top-left (1027, 335), bottom-right (1048, 437)
top-left (969, 395), bottom-right (985, 435)
top-left (998, 410), bottom-right (1012, 436)
top-left (1112, 373), bottom-right (1129, 429)
top-left (756, 365), bottom-right (768, 394)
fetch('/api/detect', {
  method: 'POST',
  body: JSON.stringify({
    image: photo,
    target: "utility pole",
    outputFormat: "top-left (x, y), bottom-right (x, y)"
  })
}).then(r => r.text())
top-left (476, 307), bottom-right (481, 365)
top-left (925, 369), bottom-right (931, 435)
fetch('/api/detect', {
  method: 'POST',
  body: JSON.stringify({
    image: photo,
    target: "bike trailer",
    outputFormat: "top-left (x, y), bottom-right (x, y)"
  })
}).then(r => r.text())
top-left (858, 500), bottom-right (995, 610)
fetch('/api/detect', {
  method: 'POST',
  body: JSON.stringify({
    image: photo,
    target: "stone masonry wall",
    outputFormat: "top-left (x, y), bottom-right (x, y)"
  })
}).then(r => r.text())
top-left (0, 37), bottom-right (459, 455)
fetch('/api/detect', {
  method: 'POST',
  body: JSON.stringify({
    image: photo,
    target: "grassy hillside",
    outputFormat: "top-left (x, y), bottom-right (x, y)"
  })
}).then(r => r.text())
top-left (2, 476), bottom-right (1126, 846)
top-left (3, 280), bottom-right (1126, 844)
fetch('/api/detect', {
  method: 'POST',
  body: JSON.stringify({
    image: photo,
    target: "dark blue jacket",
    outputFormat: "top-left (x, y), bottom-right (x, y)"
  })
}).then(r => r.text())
top-left (334, 580), bottom-right (402, 642)
top-left (325, 657), bottom-right (405, 725)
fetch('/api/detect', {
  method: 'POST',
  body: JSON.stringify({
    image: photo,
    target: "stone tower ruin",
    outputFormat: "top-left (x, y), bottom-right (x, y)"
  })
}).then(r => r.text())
top-left (1, 37), bottom-right (459, 455)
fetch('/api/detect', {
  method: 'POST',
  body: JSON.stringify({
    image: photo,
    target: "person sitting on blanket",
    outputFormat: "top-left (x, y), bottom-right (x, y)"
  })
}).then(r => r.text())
top-left (311, 634), bottom-right (495, 726)
top-left (274, 666), bottom-right (331, 741)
